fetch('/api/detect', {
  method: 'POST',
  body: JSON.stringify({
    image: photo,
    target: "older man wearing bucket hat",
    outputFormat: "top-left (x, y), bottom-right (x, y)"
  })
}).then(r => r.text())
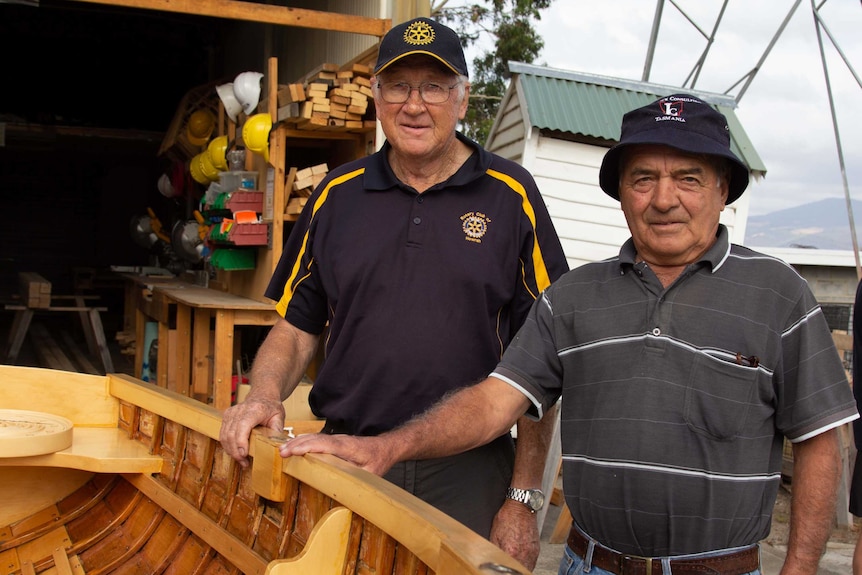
top-left (282, 93), bottom-right (859, 575)
top-left (219, 16), bottom-right (568, 570)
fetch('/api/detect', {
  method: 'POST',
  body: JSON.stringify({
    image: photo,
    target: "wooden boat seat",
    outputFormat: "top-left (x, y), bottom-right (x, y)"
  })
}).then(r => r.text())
top-left (265, 507), bottom-right (352, 574)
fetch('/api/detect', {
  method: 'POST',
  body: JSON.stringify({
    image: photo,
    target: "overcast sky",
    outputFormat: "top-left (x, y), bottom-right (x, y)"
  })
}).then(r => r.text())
top-left (452, 1), bottom-right (862, 217)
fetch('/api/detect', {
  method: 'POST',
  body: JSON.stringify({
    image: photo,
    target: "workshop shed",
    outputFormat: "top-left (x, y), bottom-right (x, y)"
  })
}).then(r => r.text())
top-left (0, 0), bottom-right (429, 295)
top-left (0, 1), bottom-right (426, 383)
top-left (485, 61), bottom-right (768, 270)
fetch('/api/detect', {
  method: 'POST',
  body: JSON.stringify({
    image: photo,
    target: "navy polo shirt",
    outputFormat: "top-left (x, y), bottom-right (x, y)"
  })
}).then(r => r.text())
top-left (267, 133), bottom-right (568, 435)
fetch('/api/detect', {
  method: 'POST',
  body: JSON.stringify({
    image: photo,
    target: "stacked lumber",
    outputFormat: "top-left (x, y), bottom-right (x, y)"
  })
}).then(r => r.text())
top-left (276, 63), bottom-right (377, 133)
top-left (116, 330), bottom-right (137, 356)
top-left (286, 163), bottom-right (329, 215)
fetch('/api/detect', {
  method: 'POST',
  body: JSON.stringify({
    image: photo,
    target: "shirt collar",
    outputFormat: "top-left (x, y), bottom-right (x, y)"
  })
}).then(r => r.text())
top-left (618, 224), bottom-right (731, 273)
top-left (362, 132), bottom-right (490, 192)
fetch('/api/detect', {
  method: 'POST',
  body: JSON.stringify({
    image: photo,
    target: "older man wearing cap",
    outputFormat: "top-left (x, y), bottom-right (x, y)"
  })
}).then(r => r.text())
top-left (282, 93), bottom-right (859, 575)
top-left (219, 17), bottom-right (568, 569)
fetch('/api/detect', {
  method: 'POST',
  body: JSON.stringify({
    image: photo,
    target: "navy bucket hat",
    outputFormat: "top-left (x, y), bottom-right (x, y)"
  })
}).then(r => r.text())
top-left (599, 94), bottom-right (750, 204)
top-left (374, 17), bottom-right (468, 77)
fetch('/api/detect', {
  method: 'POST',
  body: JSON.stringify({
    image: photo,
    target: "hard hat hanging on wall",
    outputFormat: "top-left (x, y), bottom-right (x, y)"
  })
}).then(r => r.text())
top-left (207, 135), bottom-right (229, 171)
top-left (233, 71), bottom-right (264, 116)
top-left (242, 113), bottom-right (272, 163)
top-left (186, 108), bottom-right (215, 147)
top-left (216, 83), bottom-right (242, 122)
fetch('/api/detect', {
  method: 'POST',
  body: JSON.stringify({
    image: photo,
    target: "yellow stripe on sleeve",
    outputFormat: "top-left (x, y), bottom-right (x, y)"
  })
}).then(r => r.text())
top-left (275, 167), bottom-right (366, 316)
top-left (486, 169), bottom-right (552, 296)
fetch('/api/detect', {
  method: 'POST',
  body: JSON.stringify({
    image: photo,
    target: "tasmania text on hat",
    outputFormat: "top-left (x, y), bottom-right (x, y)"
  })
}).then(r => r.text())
top-left (599, 93), bottom-right (751, 204)
top-left (374, 17), bottom-right (469, 77)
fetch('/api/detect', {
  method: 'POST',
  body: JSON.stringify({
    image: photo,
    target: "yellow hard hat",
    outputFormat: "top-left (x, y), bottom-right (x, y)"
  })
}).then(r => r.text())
top-left (242, 113), bottom-right (272, 163)
top-left (207, 135), bottom-right (229, 171)
top-left (189, 153), bottom-right (209, 184)
top-left (186, 109), bottom-right (215, 146)
top-left (199, 151), bottom-right (220, 181)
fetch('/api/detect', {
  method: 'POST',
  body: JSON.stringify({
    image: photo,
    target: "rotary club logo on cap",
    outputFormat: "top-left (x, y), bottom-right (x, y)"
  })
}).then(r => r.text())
top-left (374, 17), bottom-right (469, 77)
top-left (404, 20), bottom-right (435, 45)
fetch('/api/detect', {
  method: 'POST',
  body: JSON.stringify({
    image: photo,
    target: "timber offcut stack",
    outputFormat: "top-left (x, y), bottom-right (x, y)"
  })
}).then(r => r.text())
top-left (276, 62), bottom-right (377, 132)
top-left (286, 162), bottom-right (329, 216)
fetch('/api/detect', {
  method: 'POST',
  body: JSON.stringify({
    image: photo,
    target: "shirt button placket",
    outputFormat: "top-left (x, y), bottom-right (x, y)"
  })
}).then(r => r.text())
top-left (407, 194), bottom-right (425, 245)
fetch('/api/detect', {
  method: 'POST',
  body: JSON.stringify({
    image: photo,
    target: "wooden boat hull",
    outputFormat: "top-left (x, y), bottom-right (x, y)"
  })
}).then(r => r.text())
top-left (0, 365), bottom-right (531, 575)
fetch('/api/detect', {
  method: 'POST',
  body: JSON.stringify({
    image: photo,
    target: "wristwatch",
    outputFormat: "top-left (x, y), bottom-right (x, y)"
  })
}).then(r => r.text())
top-left (505, 487), bottom-right (545, 513)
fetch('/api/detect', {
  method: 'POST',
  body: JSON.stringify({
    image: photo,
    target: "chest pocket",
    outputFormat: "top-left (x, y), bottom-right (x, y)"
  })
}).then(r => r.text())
top-left (684, 355), bottom-right (758, 441)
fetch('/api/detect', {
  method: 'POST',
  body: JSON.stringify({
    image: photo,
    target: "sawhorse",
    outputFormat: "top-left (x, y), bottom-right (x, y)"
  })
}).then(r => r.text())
top-left (4, 295), bottom-right (114, 373)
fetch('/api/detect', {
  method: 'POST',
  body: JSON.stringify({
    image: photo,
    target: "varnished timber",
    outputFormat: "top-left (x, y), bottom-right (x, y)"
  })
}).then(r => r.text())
top-left (0, 365), bottom-right (531, 575)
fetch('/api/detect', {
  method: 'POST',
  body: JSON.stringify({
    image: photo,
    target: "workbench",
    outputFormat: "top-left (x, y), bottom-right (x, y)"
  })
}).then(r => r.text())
top-left (164, 284), bottom-right (279, 409)
top-left (122, 274), bottom-right (279, 410)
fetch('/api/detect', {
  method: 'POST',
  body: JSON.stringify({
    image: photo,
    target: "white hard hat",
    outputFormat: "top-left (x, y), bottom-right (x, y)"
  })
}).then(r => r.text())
top-left (233, 71), bottom-right (264, 115)
top-left (157, 173), bottom-right (175, 198)
top-left (216, 83), bottom-right (242, 122)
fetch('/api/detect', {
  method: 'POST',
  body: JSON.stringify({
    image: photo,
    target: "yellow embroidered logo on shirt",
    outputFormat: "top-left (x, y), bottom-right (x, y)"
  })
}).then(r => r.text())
top-left (461, 212), bottom-right (490, 243)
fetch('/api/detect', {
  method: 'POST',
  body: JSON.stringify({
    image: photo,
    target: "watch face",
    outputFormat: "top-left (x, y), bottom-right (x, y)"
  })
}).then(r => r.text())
top-left (528, 489), bottom-right (545, 511)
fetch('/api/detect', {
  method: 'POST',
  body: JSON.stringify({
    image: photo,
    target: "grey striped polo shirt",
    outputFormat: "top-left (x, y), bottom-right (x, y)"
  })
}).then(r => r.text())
top-left (493, 225), bottom-right (858, 556)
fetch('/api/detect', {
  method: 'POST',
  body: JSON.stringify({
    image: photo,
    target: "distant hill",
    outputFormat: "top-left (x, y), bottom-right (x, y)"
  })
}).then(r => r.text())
top-left (744, 197), bottom-right (862, 250)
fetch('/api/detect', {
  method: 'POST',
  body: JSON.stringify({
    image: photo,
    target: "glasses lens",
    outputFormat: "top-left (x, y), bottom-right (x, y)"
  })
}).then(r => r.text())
top-left (382, 83), bottom-right (409, 103)
top-left (420, 83), bottom-right (449, 104)
top-left (380, 82), bottom-right (455, 104)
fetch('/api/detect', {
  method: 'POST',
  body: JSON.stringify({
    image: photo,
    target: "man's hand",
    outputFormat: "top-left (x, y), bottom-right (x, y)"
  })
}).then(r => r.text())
top-left (279, 433), bottom-right (396, 476)
top-left (490, 500), bottom-right (541, 570)
top-left (219, 396), bottom-right (286, 467)
top-left (218, 318), bottom-right (320, 467)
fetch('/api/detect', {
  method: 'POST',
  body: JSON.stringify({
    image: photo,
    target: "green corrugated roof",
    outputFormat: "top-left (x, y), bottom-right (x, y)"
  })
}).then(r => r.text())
top-left (508, 61), bottom-right (766, 174)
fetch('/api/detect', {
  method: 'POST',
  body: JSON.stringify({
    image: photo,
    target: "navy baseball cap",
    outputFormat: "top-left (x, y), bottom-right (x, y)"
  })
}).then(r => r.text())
top-left (374, 17), bottom-right (468, 77)
top-left (599, 94), bottom-right (750, 204)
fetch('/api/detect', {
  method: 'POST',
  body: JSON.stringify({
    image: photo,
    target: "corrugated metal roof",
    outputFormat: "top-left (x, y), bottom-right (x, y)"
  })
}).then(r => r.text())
top-left (509, 61), bottom-right (766, 174)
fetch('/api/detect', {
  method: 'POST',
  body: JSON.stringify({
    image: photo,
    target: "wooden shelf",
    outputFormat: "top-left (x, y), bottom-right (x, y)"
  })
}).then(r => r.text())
top-left (0, 427), bottom-right (163, 473)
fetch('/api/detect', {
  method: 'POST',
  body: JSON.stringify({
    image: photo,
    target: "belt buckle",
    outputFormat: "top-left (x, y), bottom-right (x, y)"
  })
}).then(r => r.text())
top-left (621, 554), bottom-right (655, 575)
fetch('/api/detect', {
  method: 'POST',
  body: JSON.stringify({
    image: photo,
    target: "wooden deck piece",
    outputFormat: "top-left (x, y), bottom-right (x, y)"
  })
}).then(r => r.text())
top-left (0, 427), bottom-right (163, 473)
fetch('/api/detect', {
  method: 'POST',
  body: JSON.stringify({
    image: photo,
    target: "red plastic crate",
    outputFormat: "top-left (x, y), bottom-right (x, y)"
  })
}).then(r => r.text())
top-left (228, 222), bottom-right (269, 246)
top-left (224, 191), bottom-right (264, 214)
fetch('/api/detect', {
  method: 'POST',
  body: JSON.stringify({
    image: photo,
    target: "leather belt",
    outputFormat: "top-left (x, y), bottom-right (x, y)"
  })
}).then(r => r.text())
top-left (567, 526), bottom-right (760, 575)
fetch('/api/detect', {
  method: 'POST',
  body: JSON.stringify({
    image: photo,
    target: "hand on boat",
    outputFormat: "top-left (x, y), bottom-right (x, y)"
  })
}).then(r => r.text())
top-left (279, 433), bottom-right (394, 476)
top-left (219, 396), bottom-right (286, 467)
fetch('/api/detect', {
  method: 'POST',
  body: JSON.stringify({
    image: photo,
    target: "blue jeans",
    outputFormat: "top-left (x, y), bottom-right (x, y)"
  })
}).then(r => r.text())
top-left (557, 543), bottom-right (762, 575)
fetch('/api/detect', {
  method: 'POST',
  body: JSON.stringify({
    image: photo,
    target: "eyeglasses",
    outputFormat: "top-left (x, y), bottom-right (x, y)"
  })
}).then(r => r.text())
top-left (377, 81), bottom-right (461, 104)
